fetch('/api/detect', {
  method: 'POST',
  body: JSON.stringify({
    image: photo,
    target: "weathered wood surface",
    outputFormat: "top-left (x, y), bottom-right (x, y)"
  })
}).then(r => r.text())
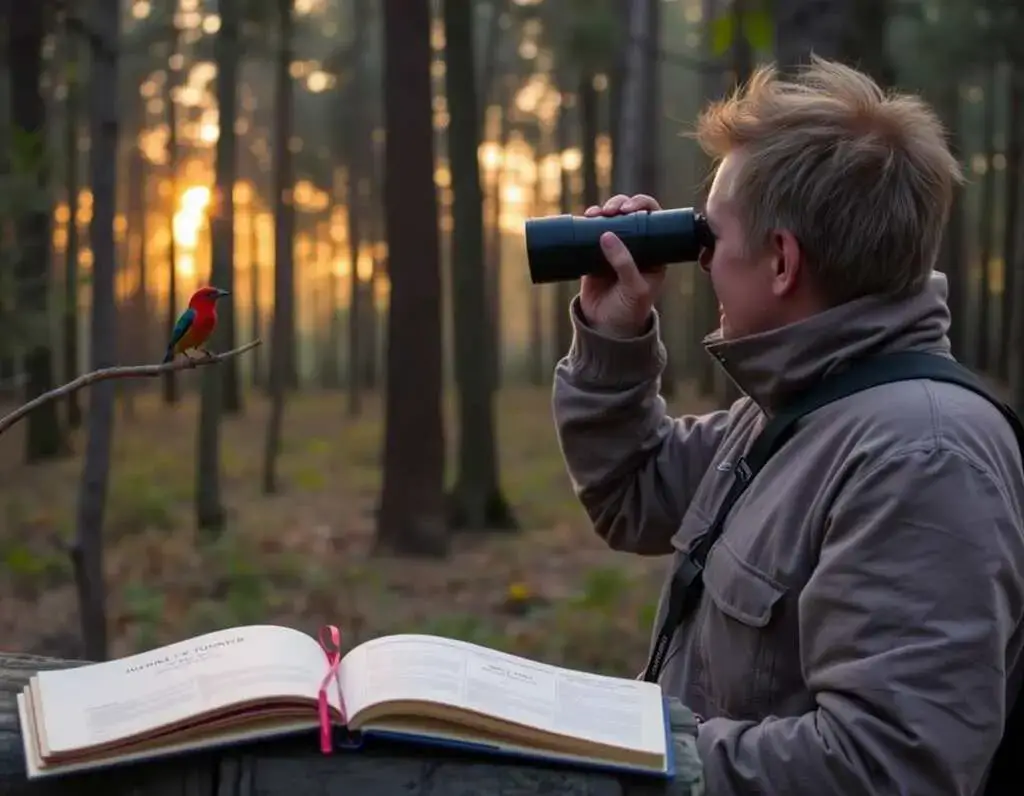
top-left (1, 652), bottom-right (705, 795)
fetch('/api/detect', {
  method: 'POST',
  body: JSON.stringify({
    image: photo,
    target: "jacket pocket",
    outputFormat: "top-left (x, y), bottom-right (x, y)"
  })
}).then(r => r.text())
top-left (698, 539), bottom-right (787, 718)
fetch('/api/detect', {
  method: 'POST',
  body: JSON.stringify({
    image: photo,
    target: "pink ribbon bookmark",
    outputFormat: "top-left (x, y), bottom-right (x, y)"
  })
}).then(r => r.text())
top-left (317, 624), bottom-right (346, 753)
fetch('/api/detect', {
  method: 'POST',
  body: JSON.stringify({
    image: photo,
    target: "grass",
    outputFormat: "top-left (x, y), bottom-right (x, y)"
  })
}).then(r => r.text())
top-left (0, 381), bottom-right (715, 677)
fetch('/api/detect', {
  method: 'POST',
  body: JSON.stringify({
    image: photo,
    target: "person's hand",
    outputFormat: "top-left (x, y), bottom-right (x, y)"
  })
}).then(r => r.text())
top-left (579, 194), bottom-right (667, 339)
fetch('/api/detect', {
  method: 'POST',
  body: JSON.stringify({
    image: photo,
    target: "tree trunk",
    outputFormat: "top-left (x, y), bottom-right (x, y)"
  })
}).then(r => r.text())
top-left (714, 0), bottom-right (750, 407)
top-left (940, 80), bottom-right (968, 361)
top-left (487, 92), bottom-right (511, 389)
top-left (162, 9), bottom-right (181, 405)
top-left (249, 188), bottom-right (262, 388)
top-left (578, 77), bottom-right (600, 221)
top-left (442, 0), bottom-right (516, 533)
top-left (470, 3), bottom-right (507, 386)
top-left (773, 0), bottom-right (894, 86)
top-left (10, 2), bottom-right (63, 462)
top-left (0, 14), bottom-right (11, 403)
top-left (475, 0), bottom-right (506, 113)
top-left (999, 65), bottom-right (1022, 383)
top-left (645, 0), bottom-right (675, 396)
top-left (120, 140), bottom-right (145, 416)
top-left (136, 150), bottom-right (149, 363)
top-left (282, 102), bottom-right (298, 394)
top-left (615, 0), bottom-right (648, 190)
top-left (262, 0), bottom-right (295, 495)
top-left (197, 0), bottom-right (240, 531)
top-left (1007, 66), bottom-right (1024, 409)
top-left (607, 0), bottom-right (630, 191)
top-left (362, 135), bottom-right (385, 391)
top-left (528, 137), bottom-right (546, 386)
top-left (845, 0), bottom-right (895, 88)
top-left (617, 0), bottom-right (672, 394)
top-left (63, 22), bottom-right (82, 429)
top-left (694, 0), bottom-right (723, 399)
top-left (551, 69), bottom-right (598, 370)
top-left (375, 0), bottom-right (448, 557)
top-left (322, 217), bottom-right (340, 390)
top-left (218, 0), bottom-right (242, 414)
top-left (345, 0), bottom-right (368, 416)
top-left (551, 99), bottom-right (574, 367)
top-left (71, 0), bottom-right (121, 662)
top-left (974, 59), bottom-right (998, 373)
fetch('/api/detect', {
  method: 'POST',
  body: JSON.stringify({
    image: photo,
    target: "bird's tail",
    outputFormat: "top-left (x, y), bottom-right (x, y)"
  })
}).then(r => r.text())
top-left (162, 347), bottom-right (174, 364)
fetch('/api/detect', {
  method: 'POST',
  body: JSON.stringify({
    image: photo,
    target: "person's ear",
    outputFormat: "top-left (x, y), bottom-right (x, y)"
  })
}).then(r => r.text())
top-left (769, 229), bottom-right (802, 298)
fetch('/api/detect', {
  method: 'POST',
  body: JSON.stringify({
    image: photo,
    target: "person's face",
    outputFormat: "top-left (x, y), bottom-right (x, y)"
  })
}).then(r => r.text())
top-left (699, 152), bottom-right (803, 339)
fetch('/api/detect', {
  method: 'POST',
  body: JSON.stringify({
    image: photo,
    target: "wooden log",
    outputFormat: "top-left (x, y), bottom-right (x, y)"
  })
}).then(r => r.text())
top-left (0, 652), bottom-right (705, 796)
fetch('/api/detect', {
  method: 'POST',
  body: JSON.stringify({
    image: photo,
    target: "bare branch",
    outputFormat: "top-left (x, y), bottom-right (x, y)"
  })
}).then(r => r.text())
top-left (0, 339), bottom-right (263, 436)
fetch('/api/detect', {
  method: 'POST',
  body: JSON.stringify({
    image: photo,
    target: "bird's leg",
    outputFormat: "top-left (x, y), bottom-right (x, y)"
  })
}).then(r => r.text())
top-left (198, 348), bottom-right (215, 360)
top-left (182, 350), bottom-right (197, 362)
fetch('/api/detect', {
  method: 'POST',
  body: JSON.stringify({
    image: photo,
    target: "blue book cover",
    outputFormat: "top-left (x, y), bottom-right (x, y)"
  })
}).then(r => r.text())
top-left (332, 695), bottom-right (677, 780)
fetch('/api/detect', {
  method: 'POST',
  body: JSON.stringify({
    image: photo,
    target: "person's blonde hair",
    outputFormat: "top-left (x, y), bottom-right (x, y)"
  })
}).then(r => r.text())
top-left (694, 55), bottom-right (964, 304)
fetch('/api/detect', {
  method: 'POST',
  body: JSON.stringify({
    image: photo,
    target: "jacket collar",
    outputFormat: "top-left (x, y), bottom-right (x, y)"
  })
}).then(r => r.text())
top-left (703, 271), bottom-right (953, 414)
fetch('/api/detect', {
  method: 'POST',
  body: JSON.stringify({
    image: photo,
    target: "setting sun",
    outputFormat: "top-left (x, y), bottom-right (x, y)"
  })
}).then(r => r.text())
top-left (172, 185), bottom-right (211, 278)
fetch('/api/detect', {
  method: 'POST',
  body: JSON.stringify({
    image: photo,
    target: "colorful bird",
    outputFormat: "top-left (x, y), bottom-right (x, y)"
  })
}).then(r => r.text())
top-left (162, 286), bottom-right (230, 363)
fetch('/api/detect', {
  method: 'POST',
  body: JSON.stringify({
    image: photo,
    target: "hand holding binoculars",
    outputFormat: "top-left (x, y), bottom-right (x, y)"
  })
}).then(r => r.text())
top-left (524, 207), bottom-right (714, 285)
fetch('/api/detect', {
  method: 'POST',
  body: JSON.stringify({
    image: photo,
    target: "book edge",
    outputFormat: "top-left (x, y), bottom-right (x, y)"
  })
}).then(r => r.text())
top-left (662, 696), bottom-right (677, 778)
top-left (358, 726), bottom-right (673, 779)
top-left (18, 715), bottom-right (329, 780)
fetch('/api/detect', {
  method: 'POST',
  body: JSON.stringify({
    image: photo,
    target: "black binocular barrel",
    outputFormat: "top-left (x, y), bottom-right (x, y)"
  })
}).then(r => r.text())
top-left (524, 208), bottom-right (712, 284)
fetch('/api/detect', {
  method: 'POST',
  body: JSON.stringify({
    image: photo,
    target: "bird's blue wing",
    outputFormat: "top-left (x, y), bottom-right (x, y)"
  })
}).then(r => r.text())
top-left (168, 307), bottom-right (196, 349)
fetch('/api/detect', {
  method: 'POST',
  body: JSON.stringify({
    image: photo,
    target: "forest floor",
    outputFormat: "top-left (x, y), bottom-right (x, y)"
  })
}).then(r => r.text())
top-left (0, 382), bottom-right (716, 677)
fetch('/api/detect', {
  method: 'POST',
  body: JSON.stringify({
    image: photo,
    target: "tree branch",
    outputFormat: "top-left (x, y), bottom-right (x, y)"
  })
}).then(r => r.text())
top-left (0, 339), bottom-right (263, 436)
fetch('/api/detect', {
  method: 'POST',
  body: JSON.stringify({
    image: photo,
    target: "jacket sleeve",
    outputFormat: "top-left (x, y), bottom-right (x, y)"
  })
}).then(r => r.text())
top-left (551, 296), bottom-right (732, 556)
top-left (696, 446), bottom-right (1022, 796)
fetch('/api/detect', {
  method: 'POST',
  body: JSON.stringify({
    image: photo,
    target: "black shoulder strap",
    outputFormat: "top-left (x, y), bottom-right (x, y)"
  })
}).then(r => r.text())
top-left (641, 351), bottom-right (1024, 683)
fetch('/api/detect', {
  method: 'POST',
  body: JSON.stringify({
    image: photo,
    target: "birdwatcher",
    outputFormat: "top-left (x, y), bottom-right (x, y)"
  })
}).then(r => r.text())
top-left (551, 56), bottom-right (1024, 796)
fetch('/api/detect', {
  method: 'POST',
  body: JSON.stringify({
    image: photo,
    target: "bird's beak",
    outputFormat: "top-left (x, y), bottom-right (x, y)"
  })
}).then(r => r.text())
top-left (215, 288), bottom-right (231, 299)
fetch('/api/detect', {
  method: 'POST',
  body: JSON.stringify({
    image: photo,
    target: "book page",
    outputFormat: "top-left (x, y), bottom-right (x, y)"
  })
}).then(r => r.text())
top-left (340, 634), bottom-right (666, 757)
top-left (36, 624), bottom-right (336, 754)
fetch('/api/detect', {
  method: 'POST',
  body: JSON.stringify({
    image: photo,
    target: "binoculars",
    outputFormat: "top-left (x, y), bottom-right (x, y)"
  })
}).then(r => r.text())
top-left (524, 207), bottom-right (714, 284)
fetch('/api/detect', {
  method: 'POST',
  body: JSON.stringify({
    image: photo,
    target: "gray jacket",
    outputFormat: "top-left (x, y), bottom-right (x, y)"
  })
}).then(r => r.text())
top-left (552, 272), bottom-right (1024, 795)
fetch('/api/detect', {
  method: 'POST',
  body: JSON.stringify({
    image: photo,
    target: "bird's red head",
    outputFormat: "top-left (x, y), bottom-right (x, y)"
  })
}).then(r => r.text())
top-left (188, 286), bottom-right (230, 309)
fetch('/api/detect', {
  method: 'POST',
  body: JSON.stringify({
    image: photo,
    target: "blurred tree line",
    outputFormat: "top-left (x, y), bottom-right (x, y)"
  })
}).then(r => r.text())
top-left (0, 0), bottom-right (1022, 658)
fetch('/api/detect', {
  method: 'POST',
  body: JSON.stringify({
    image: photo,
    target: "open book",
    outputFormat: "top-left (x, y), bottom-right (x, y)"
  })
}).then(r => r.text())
top-left (17, 624), bottom-right (675, 780)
